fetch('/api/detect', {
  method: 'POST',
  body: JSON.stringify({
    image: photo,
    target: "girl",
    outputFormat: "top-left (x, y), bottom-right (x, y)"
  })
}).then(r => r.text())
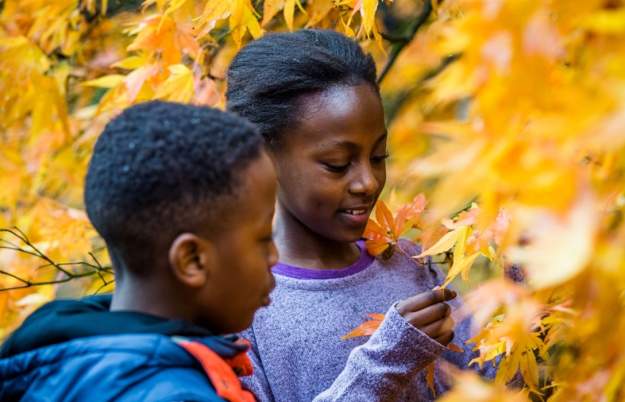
top-left (227, 29), bottom-right (494, 401)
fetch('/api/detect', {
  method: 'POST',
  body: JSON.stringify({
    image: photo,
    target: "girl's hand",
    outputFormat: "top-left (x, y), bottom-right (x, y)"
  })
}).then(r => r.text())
top-left (396, 289), bottom-right (457, 346)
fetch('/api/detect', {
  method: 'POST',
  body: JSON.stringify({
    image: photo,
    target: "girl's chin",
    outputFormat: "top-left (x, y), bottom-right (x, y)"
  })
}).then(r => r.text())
top-left (333, 224), bottom-right (367, 243)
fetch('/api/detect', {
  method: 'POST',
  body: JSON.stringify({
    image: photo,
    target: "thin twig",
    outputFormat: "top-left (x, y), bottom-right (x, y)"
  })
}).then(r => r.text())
top-left (0, 227), bottom-right (115, 292)
top-left (385, 53), bottom-right (460, 123)
top-left (378, 0), bottom-right (434, 85)
top-left (0, 270), bottom-right (105, 292)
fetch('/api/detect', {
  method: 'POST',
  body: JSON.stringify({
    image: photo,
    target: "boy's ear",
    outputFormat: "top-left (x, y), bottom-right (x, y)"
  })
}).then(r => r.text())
top-left (168, 233), bottom-right (216, 288)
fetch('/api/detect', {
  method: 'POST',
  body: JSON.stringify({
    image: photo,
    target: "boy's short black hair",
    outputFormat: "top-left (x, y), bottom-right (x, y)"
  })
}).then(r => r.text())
top-left (226, 29), bottom-right (378, 148)
top-left (84, 101), bottom-right (263, 275)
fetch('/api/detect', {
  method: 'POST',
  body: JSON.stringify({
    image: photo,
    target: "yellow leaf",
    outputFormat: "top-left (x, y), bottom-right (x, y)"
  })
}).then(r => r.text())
top-left (155, 64), bottom-right (195, 103)
top-left (124, 65), bottom-right (158, 103)
top-left (284, 0), bottom-right (296, 31)
top-left (442, 252), bottom-right (480, 288)
top-left (507, 192), bottom-right (597, 289)
top-left (306, 0), bottom-right (334, 27)
top-left (582, 9), bottom-right (625, 34)
top-left (415, 228), bottom-right (462, 259)
top-left (360, 0), bottom-right (379, 36)
top-left (262, 0), bottom-right (285, 26)
top-left (283, 0), bottom-right (305, 31)
top-left (199, 0), bottom-right (232, 32)
top-left (112, 56), bottom-right (146, 70)
top-left (82, 74), bottom-right (125, 88)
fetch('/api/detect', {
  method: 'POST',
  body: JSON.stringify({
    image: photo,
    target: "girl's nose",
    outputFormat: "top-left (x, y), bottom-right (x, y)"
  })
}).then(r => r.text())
top-left (348, 163), bottom-right (379, 197)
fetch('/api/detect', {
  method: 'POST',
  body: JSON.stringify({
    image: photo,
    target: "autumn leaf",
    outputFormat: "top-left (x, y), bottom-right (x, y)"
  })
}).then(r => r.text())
top-left (414, 227), bottom-right (461, 259)
top-left (426, 362), bottom-right (436, 395)
top-left (154, 64), bottom-right (195, 103)
top-left (3, 0), bottom-right (625, 399)
top-left (437, 370), bottom-right (529, 402)
top-left (441, 226), bottom-right (480, 287)
top-left (82, 74), bottom-right (125, 88)
top-left (447, 343), bottom-right (464, 353)
top-left (262, 0), bottom-right (285, 26)
top-left (340, 313), bottom-right (384, 340)
top-left (364, 194), bottom-right (426, 257)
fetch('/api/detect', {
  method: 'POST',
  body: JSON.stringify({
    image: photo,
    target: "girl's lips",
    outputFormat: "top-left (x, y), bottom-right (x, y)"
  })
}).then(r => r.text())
top-left (338, 208), bottom-right (370, 226)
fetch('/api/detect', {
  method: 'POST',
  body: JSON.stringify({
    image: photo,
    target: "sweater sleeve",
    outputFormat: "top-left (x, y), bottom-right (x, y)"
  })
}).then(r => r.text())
top-left (313, 303), bottom-right (447, 402)
top-left (239, 327), bottom-right (276, 402)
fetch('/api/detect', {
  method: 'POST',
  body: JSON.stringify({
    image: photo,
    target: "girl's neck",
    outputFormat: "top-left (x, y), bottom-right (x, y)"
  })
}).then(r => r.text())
top-left (274, 203), bottom-right (361, 270)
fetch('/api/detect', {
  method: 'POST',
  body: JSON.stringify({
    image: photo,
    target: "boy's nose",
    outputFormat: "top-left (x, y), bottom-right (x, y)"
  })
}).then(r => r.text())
top-left (268, 240), bottom-right (279, 268)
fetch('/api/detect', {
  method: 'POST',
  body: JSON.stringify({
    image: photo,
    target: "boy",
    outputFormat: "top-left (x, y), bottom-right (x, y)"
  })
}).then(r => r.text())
top-left (0, 101), bottom-right (278, 401)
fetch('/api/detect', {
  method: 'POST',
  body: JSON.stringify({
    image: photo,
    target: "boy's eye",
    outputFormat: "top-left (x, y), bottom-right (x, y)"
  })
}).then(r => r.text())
top-left (322, 162), bottom-right (350, 173)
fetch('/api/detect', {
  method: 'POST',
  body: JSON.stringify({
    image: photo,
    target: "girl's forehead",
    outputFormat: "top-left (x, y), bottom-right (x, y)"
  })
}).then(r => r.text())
top-left (286, 84), bottom-right (386, 149)
top-left (297, 84), bottom-right (380, 119)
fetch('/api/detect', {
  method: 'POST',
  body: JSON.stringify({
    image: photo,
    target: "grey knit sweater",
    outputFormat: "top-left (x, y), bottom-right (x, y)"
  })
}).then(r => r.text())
top-left (241, 240), bottom-right (495, 401)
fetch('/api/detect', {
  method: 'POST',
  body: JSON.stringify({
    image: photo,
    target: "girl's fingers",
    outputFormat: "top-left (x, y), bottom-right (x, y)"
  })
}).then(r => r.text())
top-left (397, 289), bottom-right (457, 315)
top-left (435, 331), bottom-right (454, 346)
top-left (404, 302), bottom-right (451, 327)
top-left (421, 316), bottom-right (455, 339)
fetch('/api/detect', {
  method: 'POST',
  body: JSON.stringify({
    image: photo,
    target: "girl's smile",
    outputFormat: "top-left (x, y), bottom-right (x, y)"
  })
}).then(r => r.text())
top-left (270, 83), bottom-right (387, 269)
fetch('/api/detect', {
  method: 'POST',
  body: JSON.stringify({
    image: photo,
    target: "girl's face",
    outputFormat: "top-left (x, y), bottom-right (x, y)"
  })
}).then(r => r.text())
top-left (273, 83), bottom-right (387, 242)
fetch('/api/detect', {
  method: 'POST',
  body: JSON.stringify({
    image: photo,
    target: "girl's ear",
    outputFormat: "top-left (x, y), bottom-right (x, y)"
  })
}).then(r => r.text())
top-left (168, 233), bottom-right (217, 288)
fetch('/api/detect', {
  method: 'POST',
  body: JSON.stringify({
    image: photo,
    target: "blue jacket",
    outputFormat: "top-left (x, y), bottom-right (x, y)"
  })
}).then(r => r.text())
top-left (0, 296), bottom-right (249, 402)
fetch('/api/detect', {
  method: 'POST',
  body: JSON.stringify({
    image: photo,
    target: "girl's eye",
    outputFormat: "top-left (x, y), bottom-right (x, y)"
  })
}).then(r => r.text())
top-left (322, 162), bottom-right (350, 173)
top-left (371, 154), bottom-right (390, 164)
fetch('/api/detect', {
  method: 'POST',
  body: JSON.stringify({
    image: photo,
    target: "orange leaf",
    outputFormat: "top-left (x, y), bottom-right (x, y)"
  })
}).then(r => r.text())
top-left (341, 313), bottom-right (385, 340)
top-left (448, 343), bottom-right (464, 353)
top-left (364, 219), bottom-right (392, 256)
top-left (426, 362), bottom-right (437, 395)
top-left (395, 193), bottom-right (427, 234)
top-left (375, 200), bottom-right (397, 238)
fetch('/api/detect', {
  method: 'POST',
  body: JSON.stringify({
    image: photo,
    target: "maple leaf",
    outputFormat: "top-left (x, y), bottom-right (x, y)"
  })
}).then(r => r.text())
top-left (437, 370), bottom-right (530, 402)
top-left (340, 313), bottom-right (385, 340)
top-left (364, 194), bottom-right (426, 257)
top-left (425, 362), bottom-right (437, 395)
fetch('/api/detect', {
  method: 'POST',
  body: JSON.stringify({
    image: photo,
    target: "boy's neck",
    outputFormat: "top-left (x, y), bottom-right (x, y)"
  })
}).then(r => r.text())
top-left (273, 203), bottom-right (360, 270)
top-left (110, 278), bottom-right (193, 321)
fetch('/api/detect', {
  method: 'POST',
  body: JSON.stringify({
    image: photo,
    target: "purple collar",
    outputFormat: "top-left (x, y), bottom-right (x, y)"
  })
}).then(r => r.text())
top-left (271, 241), bottom-right (375, 280)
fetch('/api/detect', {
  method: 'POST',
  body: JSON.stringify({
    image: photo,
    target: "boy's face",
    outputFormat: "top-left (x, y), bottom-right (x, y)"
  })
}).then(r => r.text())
top-left (200, 151), bottom-right (278, 333)
top-left (273, 83), bottom-right (387, 242)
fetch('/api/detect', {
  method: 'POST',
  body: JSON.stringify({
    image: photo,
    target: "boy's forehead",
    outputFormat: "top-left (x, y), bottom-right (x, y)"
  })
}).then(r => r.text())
top-left (234, 152), bottom-right (277, 212)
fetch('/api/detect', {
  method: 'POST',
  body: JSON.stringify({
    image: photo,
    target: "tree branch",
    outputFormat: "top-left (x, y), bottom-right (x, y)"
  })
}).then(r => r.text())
top-left (385, 53), bottom-right (460, 124)
top-left (0, 227), bottom-right (113, 292)
top-left (378, 0), bottom-right (434, 85)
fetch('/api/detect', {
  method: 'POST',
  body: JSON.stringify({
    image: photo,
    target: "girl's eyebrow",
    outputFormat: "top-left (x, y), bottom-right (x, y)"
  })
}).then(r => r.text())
top-left (374, 131), bottom-right (388, 145)
top-left (316, 131), bottom-right (388, 152)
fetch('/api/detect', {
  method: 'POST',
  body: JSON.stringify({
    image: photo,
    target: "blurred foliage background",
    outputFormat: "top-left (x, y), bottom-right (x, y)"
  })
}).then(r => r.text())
top-left (1, 0), bottom-right (625, 399)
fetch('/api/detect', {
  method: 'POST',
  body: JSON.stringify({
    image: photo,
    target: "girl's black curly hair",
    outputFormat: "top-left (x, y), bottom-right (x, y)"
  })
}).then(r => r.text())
top-left (226, 29), bottom-right (379, 148)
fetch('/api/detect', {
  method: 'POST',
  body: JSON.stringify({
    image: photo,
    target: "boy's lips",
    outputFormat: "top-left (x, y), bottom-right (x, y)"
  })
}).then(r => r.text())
top-left (262, 277), bottom-right (276, 307)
